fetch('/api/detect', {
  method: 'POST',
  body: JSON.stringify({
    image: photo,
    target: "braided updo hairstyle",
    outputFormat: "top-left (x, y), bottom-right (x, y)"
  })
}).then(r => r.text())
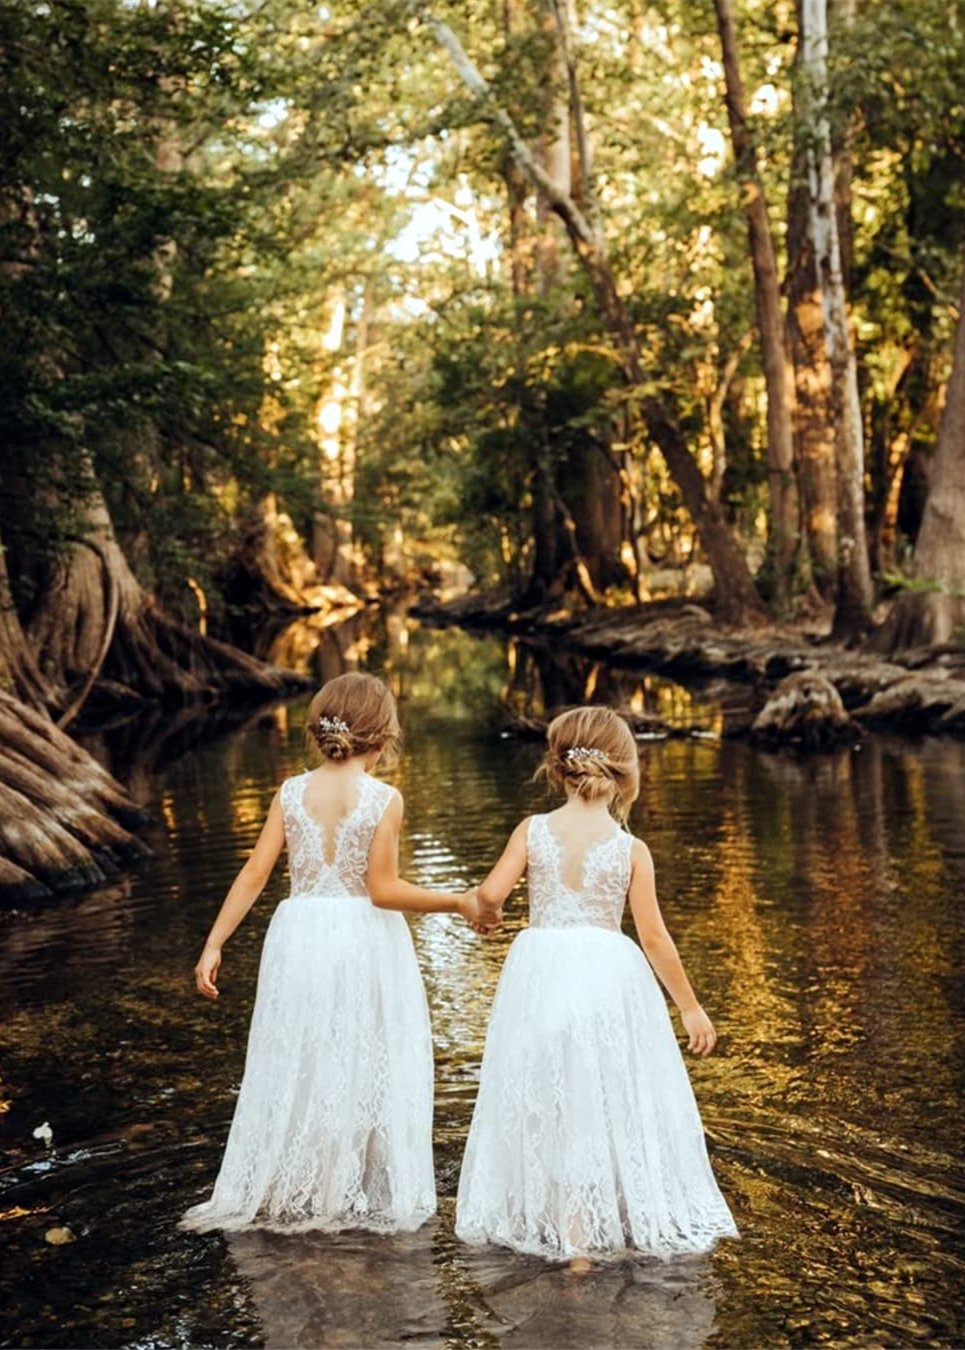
top-left (537, 706), bottom-right (640, 822)
top-left (305, 672), bottom-right (401, 764)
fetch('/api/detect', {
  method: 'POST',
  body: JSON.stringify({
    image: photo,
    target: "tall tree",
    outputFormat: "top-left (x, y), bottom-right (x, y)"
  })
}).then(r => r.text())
top-left (787, 6), bottom-right (838, 597)
top-left (870, 265), bottom-right (965, 651)
top-left (800, 0), bottom-right (874, 636)
top-left (428, 14), bottom-right (766, 624)
top-left (712, 0), bottom-right (800, 605)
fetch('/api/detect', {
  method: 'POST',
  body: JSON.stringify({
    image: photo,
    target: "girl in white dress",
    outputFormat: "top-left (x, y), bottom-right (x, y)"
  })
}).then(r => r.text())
top-left (456, 705), bottom-right (739, 1260)
top-left (183, 673), bottom-right (481, 1235)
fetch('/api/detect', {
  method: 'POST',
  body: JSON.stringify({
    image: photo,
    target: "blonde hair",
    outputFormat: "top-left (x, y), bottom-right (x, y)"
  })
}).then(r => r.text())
top-left (537, 706), bottom-right (640, 823)
top-left (305, 673), bottom-right (400, 763)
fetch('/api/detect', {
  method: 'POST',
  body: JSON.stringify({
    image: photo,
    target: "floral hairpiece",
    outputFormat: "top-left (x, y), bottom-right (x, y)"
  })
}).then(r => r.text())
top-left (318, 715), bottom-right (350, 734)
top-left (564, 746), bottom-right (606, 763)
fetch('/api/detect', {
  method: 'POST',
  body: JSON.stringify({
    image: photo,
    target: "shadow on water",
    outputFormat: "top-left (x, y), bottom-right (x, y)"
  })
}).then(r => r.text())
top-left (0, 606), bottom-right (963, 1347)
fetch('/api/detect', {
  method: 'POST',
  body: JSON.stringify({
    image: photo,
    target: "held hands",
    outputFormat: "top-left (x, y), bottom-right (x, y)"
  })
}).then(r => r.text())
top-left (681, 1005), bottom-right (717, 1056)
top-left (195, 943), bottom-right (222, 1000)
top-left (457, 887), bottom-right (502, 936)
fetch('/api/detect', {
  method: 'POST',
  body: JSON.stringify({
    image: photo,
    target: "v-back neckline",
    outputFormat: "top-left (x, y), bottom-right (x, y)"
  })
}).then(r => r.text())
top-left (298, 771), bottom-right (369, 869)
top-left (538, 813), bottom-right (624, 896)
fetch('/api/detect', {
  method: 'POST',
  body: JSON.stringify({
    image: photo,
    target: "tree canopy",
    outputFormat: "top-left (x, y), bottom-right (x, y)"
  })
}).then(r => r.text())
top-left (2, 0), bottom-right (964, 648)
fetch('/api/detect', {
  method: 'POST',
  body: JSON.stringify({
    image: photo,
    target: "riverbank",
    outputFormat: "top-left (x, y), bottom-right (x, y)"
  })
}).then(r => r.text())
top-left (414, 593), bottom-right (965, 741)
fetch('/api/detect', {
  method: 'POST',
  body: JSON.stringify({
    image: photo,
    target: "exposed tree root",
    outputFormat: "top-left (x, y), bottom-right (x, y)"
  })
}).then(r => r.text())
top-left (751, 672), bottom-right (862, 748)
top-left (0, 688), bottom-right (150, 903)
top-left (866, 591), bottom-right (965, 658)
top-left (220, 499), bottom-right (364, 652)
top-left (25, 472), bottom-right (310, 710)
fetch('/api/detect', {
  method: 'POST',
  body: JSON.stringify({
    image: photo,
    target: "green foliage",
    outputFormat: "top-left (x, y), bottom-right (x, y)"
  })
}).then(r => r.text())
top-left (1, 0), bottom-right (962, 617)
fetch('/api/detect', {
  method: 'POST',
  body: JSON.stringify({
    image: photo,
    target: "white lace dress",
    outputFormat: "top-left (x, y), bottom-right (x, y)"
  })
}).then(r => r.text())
top-left (182, 771), bottom-right (436, 1234)
top-left (455, 813), bottom-right (738, 1259)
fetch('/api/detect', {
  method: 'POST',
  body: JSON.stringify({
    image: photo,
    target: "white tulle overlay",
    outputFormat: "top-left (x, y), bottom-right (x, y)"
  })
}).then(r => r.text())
top-left (455, 814), bottom-right (738, 1260)
top-left (182, 772), bottom-right (436, 1235)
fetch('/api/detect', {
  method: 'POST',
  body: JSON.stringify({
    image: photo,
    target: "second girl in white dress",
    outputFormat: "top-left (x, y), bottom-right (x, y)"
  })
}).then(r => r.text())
top-left (456, 705), bottom-right (739, 1260)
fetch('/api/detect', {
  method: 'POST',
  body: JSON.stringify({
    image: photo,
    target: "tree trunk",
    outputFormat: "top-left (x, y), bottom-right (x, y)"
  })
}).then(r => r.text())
top-left (800, 0), bottom-right (874, 637)
top-left (712, 0), bottom-right (800, 605)
top-left (869, 267), bottom-right (965, 651)
top-left (313, 290), bottom-right (364, 591)
top-left (829, 0), bottom-right (857, 296)
top-left (788, 20), bottom-right (838, 598)
top-left (26, 458), bottom-right (304, 707)
top-left (558, 440), bottom-right (631, 592)
top-left (429, 16), bottom-right (766, 625)
top-left (0, 533), bottom-right (52, 710)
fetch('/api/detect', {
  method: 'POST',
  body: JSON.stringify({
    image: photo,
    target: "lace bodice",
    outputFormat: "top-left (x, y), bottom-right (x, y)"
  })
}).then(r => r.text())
top-left (280, 771), bottom-right (394, 897)
top-left (527, 813), bottom-right (632, 931)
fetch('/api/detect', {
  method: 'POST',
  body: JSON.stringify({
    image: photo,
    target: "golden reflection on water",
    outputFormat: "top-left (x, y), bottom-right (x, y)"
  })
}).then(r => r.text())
top-left (0, 613), bottom-right (962, 1348)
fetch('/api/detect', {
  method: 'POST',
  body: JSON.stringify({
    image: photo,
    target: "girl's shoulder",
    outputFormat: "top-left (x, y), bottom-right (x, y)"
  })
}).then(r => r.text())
top-left (279, 767), bottom-right (310, 793)
top-left (628, 834), bottom-right (654, 871)
top-left (509, 814), bottom-right (540, 848)
top-left (366, 775), bottom-right (402, 815)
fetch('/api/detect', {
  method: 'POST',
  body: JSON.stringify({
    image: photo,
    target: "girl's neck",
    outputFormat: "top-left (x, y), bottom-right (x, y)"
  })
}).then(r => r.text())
top-left (558, 791), bottom-right (613, 821)
top-left (312, 755), bottom-right (373, 778)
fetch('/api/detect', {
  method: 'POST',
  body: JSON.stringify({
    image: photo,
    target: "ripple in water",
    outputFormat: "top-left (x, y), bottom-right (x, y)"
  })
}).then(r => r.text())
top-left (0, 617), bottom-right (963, 1348)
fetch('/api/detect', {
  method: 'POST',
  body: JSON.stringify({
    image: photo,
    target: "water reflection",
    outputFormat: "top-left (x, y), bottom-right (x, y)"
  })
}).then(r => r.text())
top-left (453, 1242), bottom-right (718, 1350)
top-left (227, 1217), bottom-right (719, 1350)
top-left (0, 613), bottom-right (963, 1347)
top-left (227, 1226), bottom-right (449, 1349)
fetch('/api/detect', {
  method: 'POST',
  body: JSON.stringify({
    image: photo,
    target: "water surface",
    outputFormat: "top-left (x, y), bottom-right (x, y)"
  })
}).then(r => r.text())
top-left (1, 615), bottom-right (963, 1348)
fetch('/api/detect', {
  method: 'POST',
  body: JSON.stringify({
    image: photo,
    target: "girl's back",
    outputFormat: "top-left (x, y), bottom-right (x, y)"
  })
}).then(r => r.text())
top-left (526, 810), bottom-right (631, 932)
top-left (281, 768), bottom-right (394, 899)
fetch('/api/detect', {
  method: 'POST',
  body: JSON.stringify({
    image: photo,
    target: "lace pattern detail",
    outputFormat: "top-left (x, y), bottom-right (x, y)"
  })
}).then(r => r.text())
top-left (527, 814), bottom-right (631, 930)
top-left (181, 768), bottom-right (436, 1235)
top-left (280, 771), bottom-right (394, 896)
top-left (455, 816), bottom-right (738, 1258)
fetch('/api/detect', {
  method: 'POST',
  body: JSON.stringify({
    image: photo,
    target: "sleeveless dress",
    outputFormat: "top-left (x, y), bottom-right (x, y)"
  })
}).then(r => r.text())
top-left (182, 770), bottom-right (436, 1234)
top-left (455, 813), bottom-right (738, 1259)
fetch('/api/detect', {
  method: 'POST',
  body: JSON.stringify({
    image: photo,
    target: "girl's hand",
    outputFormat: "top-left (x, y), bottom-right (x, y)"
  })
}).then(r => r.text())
top-left (457, 889), bottom-right (502, 935)
top-left (195, 944), bottom-right (222, 1000)
top-left (681, 1005), bottom-right (717, 1056)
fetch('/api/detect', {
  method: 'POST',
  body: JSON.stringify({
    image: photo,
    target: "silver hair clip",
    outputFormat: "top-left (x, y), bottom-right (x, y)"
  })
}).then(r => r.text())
top-left (318, 715), bottom-right (350, 734)
top-left (564, 746), bottom-right (606, 763)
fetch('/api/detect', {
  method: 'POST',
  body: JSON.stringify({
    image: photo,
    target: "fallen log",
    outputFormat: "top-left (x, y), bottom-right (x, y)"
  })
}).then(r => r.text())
top-left (500, 708), bottom-right (717, 742)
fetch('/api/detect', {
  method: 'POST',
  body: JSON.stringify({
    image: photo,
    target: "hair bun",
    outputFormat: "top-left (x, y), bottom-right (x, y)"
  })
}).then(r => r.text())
top-left (536, 706), bottom-right (641, 823)
top-left (311, 715), bottom-right (354, 760)
top-left (320, 730), bottom-right (353, 760)
top-left (561, 745), bottom-right (613, 780)
top-left (304, 672), bottom-right (402, 766)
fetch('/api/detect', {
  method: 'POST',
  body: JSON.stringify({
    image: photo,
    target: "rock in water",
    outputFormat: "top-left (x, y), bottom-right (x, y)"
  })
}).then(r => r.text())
top-left (751, 672), bottom-right (862, 749)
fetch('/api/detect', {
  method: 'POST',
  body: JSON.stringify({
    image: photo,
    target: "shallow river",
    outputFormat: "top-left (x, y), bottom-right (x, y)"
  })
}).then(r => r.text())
top-left (1, 614), bottom-right (963, 1348)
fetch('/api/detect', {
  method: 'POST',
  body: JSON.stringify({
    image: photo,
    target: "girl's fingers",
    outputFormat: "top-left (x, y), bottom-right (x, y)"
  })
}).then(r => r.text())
top-left (195, 966), bottom-right (218, 998)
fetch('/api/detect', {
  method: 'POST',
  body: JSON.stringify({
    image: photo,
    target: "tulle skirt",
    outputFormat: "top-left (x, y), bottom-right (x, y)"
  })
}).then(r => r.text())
top-left (182, 893), bottom-right (436, 1234)
top-left (455, 925), bottom-right (738, 1259)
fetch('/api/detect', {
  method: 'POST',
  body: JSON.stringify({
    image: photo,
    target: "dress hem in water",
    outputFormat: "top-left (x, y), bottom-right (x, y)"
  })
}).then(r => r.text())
top-left (454, 1217), bottom-right (739, 1263)
top-left (180, 1202), bottom-right (437, 1236)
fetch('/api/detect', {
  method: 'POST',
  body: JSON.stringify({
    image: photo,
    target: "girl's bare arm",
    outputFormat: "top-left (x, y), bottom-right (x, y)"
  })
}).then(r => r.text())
top-left (475, 820), bottom-right (530, 920)
top-left (194, 792), bottom-right (286, 1000)
top-left (628, 839), bottom-right (717, 1055)
top-left (368, 792), bottom-right (477, 918)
